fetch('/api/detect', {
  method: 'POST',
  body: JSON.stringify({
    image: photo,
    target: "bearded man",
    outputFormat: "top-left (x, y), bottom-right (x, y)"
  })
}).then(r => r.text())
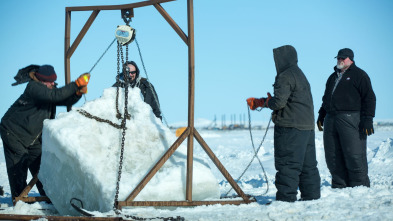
top-left (317, 48), bottom-right (376, 188)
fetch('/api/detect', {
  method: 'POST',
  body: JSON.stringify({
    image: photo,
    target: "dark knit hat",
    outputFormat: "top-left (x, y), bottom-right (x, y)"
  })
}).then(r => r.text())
top-left (335, 48), bottom-right (354, 61)
top-left (35, 65), bottom-right (57, 82)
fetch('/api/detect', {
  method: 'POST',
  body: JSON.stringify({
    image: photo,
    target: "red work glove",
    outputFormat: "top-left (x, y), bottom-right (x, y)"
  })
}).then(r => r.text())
top-left (75, 73), bottom-right (91, 87)
top-left (76, 86), bottom-right (87, 96)
top-left (247, 93), bottom-right (272, 110)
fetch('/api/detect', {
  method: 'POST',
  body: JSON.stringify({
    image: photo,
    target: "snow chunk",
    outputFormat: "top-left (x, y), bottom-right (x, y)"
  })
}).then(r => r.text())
top-left (370, 138), bottom-right (393, 162)
top-left (38, 87), bottom-right (220, 215)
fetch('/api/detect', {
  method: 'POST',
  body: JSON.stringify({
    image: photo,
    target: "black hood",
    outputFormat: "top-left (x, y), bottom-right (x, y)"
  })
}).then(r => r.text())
top-left (273, 45), bottom-right (298, 75)
top-left (116, 60), bottom-right (140, 83)
top-left (124, 61), bottom-right (140, 79)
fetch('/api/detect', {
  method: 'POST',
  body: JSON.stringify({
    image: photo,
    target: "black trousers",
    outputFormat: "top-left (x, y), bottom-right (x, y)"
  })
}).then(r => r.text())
top-left (323, 113), bottom-right (370, 188)
top-left (0, 127), bottom-right (46, 199)
top-left (274, 126), bottom-right (321, 202)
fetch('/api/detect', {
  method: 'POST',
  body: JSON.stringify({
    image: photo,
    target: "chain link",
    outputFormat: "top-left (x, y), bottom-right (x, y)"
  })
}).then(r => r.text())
top-left (115, 42), bottom-right (132, 121)
top-left (134, 38), bottom-right (168, 127)
top-left (116, 42), bottom-right (122, 119)
top-left (224, 105), bottom-right (271, 197)
top-left (89, 38), bottom-right (117, 74)
top-left (76, 109), bottom-right (125, 130)
top-left (113, 42), bottom-right (130, 213)
top-left (126, 44), bottom-right (129, 62)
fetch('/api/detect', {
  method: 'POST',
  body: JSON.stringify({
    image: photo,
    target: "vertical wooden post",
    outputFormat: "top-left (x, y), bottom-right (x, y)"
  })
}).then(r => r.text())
top-left (185, 0), bottom-right (195, 202)
top-left (65, 10), bottom-right (71, 111)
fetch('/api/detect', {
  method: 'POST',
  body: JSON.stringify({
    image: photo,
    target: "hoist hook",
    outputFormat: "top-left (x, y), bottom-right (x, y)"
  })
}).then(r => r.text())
top-left (121, 8), bottom-right (134, 25)
top-left (116, 9), bottom-right (136, 46)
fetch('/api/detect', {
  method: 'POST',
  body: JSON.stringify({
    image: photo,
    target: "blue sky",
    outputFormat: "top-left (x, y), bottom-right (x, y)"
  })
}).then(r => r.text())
top-left (1, 0), bottom-right (392, 124)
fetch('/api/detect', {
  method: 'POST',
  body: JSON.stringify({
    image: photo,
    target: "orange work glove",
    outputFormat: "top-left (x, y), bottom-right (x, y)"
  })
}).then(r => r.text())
top-left (76, 86), bottom-right (87, 96)
top-left (246, 92), bottom-right (272, 110)
top-left (75, 73), bottom-right (91, 87)
top-left (247, 98), bottom-right (264, 110)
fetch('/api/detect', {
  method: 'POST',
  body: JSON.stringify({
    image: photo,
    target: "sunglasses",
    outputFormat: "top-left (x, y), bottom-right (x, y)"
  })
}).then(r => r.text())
top-left (337, 57), bottom-right (347, 61)
top-left (125, 66), bottom-right (137, 74)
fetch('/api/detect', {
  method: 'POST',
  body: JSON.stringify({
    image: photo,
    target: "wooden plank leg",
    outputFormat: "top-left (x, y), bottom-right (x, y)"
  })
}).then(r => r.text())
top-left (193, 129), bottom-right (251, 203)
top-left (13, 174), bottom-right (51, 205)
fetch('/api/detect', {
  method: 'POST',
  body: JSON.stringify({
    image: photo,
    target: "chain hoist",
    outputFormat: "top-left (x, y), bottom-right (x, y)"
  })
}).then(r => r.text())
top-left (115, 9), bottom-right (136, 46)
top-left (69, 9), bottom-right (175, 216)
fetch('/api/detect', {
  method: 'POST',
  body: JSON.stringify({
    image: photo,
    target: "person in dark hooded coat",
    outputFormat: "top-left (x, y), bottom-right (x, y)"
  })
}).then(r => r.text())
top-left (0, 65), bottom-right (90, 200)
top-left (247, 45), bottom-right (321, 202)
top-left (113, 61), bottom-right (162, 120)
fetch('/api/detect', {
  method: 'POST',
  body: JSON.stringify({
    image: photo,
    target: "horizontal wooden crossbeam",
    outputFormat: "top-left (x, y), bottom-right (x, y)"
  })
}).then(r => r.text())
top-left (118, 198), bottom-right (256, 208)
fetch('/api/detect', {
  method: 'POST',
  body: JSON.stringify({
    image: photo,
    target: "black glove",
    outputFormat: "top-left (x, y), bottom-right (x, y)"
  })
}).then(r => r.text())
top-left (359, 117), bottom-right (374, 136)
top-left (317, 107), bottom-right (327, 131)
top-left (12, 64), bottom-right (40, 86)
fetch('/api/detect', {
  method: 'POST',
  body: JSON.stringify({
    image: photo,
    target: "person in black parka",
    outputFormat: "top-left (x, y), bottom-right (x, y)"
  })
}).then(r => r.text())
top-left (247, 45), bottom-right (321, 202)
top-left (0, 65), bottom-right (90, 200)
top-left (113, 61), bottom-right (162, 120)
top-left (317, 48), bottom-right (376, 188)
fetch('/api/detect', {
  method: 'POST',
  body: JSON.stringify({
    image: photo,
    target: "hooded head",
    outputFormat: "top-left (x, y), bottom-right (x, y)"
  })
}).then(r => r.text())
top-left (118, 61), bottom-right (140, 82)
top-left (123, 61), bottom-right (140, 79)
top-left (35, 65), bottom-right (57, 82)
top-left (273, 45), bottom-right (298, 75)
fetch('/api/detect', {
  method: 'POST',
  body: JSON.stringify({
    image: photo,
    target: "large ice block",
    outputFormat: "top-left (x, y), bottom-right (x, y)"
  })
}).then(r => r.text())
top-left (39, 87), bottom-right (220, 215)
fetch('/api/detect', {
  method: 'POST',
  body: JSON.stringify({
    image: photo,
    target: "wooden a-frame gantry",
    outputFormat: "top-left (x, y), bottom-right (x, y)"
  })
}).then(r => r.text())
top-left (15, 0), bottom-right (255, 209)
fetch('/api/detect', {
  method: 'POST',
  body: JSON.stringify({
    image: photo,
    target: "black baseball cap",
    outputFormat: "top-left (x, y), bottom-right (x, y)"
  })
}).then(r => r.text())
top-left (335, 48), bottom-right (354, 61)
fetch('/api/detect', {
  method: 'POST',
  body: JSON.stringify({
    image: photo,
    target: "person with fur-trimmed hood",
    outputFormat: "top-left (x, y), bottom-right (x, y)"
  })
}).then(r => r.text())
top-left (113, 61), bottom-right (162, 120)
top-left (317, 48), bottom-right (376, 188)
top-left (247, 45), bottom-right (321, 202)
top-left (0, 64), bottom-right (90, 201)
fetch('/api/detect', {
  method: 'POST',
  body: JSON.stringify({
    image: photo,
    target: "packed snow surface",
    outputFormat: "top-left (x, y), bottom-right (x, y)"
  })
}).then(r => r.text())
top-left (0, 89), bottom-right (393, 220)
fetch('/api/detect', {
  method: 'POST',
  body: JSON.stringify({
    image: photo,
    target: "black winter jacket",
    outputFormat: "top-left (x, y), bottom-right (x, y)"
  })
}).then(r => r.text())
top-left (113, 77), bottom-right (162, 120)
top-left (319, 63), bottom-right (376, 118)
top-left (1, 81), bottom-right (81, 147)
top-left (268, 45), bottom-right (315, 130)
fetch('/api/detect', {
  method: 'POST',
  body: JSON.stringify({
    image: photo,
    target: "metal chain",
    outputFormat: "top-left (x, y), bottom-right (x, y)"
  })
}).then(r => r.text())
top-left (116, 42), bottom-right (122, 119)
top-left (76, 109), bottom-right (125, 129)
top-left (89, 38), bottom-right (117, 74)
top-left (135, 38), bottom-right (168, 127)
top-left (124, 44), bottom-right (131, 119)
top-left (126, 44), bottom-right (129, 62)
top-left (115, 43), bottom-right (131, 119)
top-left (113, 42), bottom-right (130, 214)
top-left (82, 37), bottom-right (117, 102)
top-left (225, 105), bottom-right (271, 196)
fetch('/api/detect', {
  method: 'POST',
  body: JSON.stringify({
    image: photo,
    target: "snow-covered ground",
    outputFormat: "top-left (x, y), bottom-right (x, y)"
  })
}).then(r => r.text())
top-left (1, 123), bottom-right (393, 220)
